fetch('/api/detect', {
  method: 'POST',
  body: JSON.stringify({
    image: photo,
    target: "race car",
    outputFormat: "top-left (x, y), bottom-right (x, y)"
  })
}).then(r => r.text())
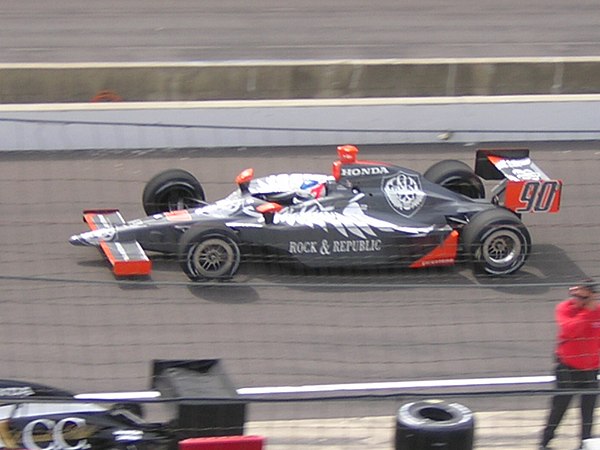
top-left (0, 360), bottom-right (246, 450)
top-left (0, 380), bottom-right (171, 450)
top-left (69, 145), bottom-right (562, 280)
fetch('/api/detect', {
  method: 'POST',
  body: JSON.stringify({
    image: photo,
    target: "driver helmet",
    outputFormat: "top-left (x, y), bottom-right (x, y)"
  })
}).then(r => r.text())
top-left (299, 179), bottom-right (326, 199)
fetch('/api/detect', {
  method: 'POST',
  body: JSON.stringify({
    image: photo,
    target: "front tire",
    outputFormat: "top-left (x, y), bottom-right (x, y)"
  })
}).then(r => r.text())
top-left (462, 208), bottom-right (531, 275)
top-left (142, 169), bottom-right (205, 215)
top-left (424, 160), bottom-right (485, 199)
top-left (178, 228), bottom-right (241, 281)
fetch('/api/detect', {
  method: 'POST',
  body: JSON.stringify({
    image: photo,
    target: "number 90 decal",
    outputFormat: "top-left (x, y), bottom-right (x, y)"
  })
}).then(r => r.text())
top-left (505, 179), bottom-right (562, 213)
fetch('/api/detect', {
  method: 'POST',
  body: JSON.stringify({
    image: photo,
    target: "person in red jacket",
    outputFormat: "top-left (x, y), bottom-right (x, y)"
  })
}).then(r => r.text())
top-left (540, 279), bottom-right (600, 449)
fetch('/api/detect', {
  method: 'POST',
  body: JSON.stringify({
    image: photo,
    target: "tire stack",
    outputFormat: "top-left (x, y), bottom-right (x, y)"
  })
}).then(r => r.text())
top-left (395, 400), bottom-right (475, 450)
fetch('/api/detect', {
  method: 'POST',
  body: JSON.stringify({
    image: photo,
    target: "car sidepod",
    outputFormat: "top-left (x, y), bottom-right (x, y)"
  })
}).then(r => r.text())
top-left (0, 405), bottom-right (171, 450)
top-left (235, 191), bottom-right (459, 269)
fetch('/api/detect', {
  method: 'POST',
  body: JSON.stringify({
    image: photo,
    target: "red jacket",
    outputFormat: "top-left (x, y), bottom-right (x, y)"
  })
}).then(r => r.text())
top-left (556, 299), bottom-right (600, 370)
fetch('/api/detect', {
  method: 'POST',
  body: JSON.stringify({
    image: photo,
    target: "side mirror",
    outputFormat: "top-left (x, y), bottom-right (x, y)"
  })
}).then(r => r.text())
top-left (256, 202), bottom-right (283, 224)
top-left (235, 168), bottom-right (254, 193)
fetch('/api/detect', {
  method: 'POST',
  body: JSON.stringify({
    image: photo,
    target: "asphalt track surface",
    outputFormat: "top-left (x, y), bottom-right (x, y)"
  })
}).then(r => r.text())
top-left (1, 141), bottom-right (599, 427)
top-left (2, 0), bottom-right (600, 62)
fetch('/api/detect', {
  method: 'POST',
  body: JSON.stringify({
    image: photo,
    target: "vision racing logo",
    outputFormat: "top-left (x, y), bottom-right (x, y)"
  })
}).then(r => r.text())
top-left (382, 171), bottom-right (426, 217)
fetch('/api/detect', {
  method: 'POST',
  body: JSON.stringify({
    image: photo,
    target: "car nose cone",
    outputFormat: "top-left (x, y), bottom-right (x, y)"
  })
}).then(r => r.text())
top-left (69, 234), bottom-right (86, 246)
top-left (69, 228), bottom-right (115, 246)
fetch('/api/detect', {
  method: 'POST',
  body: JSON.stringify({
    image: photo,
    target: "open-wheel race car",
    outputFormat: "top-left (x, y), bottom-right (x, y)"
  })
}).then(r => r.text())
top-left (0, 360), bottom-right (246, 450)
top-left (0, 380), bottom-right (171, 450)
top-left (70, 145), bottom-right (562, 280)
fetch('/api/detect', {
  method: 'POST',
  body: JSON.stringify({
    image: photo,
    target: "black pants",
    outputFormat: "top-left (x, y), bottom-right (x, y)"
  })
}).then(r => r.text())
top-left (541, 360), bottom-right (598, 446)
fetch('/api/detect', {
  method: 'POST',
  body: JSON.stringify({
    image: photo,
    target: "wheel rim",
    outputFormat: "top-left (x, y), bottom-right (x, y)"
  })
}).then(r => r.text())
top-left (188, 238), bottom-right (236, 278)
top-left (480, 228), bottom-right (524, 270)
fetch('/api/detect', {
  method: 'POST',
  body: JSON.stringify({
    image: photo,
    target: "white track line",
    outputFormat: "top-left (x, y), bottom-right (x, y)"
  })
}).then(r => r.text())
top-left (75, 375), bottom-right (557, 400)
top-left (3, 56), bottom-right (600, 69)
top-left (235, 375), bottom-right (555, 395)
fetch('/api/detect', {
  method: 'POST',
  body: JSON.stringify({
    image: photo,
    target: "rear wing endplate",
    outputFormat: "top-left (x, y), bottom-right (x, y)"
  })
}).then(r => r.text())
top-left (475, 149), bottom-right (562, 213)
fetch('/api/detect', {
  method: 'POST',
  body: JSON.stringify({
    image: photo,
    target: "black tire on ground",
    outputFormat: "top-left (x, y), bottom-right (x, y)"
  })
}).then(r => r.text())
top-left (423, 160), bottom-right (485, 199)
top-left (142, 169), bottom-right (205, 215)
top-left (178, 227), bottom-right (241, 281)
top-left (395, 400), bottom-right (475, 450)
top-left (462, 208), bottom-right (531, 276)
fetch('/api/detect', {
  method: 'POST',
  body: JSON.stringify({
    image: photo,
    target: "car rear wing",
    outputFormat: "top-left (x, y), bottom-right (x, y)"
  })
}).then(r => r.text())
top-left (475, 148), bottom-right (562, 213)
top-left (76, 360), bottom-right (247, 439)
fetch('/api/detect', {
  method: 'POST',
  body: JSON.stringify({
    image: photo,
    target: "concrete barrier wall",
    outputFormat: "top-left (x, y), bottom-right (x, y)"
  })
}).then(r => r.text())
top-left (1, 95), bottom-right (599, 151)
top-left (2, 58), bottom-right (600, 104)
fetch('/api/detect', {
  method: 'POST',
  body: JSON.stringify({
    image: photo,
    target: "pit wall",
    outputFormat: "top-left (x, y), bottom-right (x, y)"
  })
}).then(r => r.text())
top-left (2, 58), bottom-right (600, 103)
top-left (1, 58), bottom-right (600, 150)
top-left (1, 95), bottom-right (599, 151)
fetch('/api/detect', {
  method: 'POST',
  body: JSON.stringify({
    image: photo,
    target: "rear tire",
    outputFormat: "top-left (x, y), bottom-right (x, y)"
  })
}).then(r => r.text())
top-left (424, 160), bottom-right (485, 199)
top-left (462, 208), bottom-right (531, 275)
top-left (143, 169), bottom-right (205, 215)
top-left (178, 227), bottom-right (241, 281)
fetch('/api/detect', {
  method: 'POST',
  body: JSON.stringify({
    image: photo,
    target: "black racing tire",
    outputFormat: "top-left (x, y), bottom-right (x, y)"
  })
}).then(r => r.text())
top-left (142, 169), bottom-right (205, 215)
top-left (423, 160), bottom-right (485, 199)
top-left (178, 227), bottom-right (241, 281)
top-left (395, 400), bottom-right (475, 450)
top-left (462, 208), bottom-right (531, 276)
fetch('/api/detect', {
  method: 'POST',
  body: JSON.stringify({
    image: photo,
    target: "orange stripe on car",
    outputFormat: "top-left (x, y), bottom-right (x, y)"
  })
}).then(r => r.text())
top-left (100, 241), bottom-right (152, 276)
top-left (165, 210), bottom-right (193, 222)
top-left (410, 230), bottom-right (459, 269)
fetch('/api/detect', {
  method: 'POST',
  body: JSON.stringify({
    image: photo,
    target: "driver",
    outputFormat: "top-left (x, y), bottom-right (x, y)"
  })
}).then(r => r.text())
top-left (261, 177), bottom-right (328, 205)
top-left (298, 179), bottom-right (326, 200)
